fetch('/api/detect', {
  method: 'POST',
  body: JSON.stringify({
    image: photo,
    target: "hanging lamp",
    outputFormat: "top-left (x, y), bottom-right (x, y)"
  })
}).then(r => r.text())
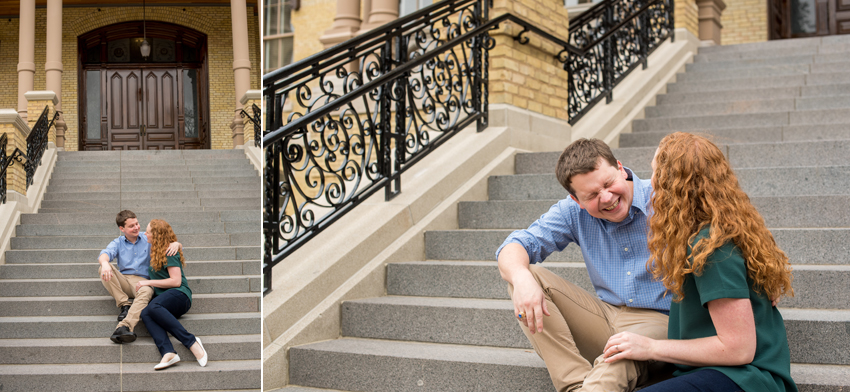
top-left (140, 0), bottom-right (151, 58)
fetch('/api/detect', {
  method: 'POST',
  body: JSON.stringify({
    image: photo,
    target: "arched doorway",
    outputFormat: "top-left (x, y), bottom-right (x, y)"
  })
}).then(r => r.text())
top-left (78, 21), bottom-right (210, 150)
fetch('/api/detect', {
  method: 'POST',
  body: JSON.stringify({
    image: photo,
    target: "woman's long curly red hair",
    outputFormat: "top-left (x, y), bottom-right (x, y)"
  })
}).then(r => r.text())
top-left (148, 219), bottom-right (184, 271)
top-left (647, 132), bottom-right (793, 301)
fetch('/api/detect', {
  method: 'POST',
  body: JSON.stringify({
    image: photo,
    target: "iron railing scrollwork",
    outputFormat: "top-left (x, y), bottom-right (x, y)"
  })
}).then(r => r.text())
top-left (0, 106), bottom-right (60, 204)
top-left (262, 0), bottom-right (674, 293)
top-left (240, 103), bottom-right (262, 148)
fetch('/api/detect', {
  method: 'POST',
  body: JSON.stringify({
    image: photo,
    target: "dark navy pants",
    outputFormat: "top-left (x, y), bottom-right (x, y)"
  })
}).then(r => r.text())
top-left (640, 369), bottom-right (743, 392)
top-left (140, 289), bottom-right (196, 356)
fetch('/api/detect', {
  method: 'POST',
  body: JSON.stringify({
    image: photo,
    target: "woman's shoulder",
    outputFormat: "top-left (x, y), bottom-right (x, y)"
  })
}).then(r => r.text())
top-left (165, 254), bottom-right (183, 266)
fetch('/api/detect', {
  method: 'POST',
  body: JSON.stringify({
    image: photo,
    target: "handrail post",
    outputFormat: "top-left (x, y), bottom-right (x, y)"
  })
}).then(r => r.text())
top-left (381, 30), bottom-right (398, 201)
top-left (603, 5), bottom-right (615, 104)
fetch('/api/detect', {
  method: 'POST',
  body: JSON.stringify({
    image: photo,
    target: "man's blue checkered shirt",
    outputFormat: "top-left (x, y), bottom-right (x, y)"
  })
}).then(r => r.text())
top-left (496, 168), bottom-right (671, 313)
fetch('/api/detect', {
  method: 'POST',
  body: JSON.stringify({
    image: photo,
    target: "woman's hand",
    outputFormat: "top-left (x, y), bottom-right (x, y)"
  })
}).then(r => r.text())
top-left (603, 331), bottom-right (657, 363)
top-left (135, 280), bottom-right (149, 293)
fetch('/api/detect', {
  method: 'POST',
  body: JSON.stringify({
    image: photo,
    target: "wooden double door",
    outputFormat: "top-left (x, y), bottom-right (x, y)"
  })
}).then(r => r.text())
top-left (84, 67), bottom-right (206, 150)
top-left (771, 0), bottom-right (850, 38)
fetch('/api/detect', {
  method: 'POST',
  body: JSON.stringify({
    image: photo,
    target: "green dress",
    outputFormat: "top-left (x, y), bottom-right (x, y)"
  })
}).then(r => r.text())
top-left (147, 254), bottom-right (192, 304)
top-left (667, 228), bottom-right (797, 392)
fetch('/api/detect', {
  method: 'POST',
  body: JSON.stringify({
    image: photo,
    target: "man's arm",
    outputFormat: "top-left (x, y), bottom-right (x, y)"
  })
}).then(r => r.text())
top-left (142, 232), bottom-right (182, 256)
top-left (498, 243), bottom-right (550, 334)
top-left (98, 240), bottom-right (119, 282)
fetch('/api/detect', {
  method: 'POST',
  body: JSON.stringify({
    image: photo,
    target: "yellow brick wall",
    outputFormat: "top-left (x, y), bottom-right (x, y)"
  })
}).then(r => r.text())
top-left (721, 0), bottom-right (768, 45)
top-left (0, 19), bottom-right (20, 110)
top-left (0, 5), bottom-right (260, 151)
top-left (676, 0), bottom-right (700, 37)
top-left (0, 123), bottom-right (29, 194)
top-left (490, 0), bottom-right (571, 120)
top-left (291, 0), bottom-right (338, 62)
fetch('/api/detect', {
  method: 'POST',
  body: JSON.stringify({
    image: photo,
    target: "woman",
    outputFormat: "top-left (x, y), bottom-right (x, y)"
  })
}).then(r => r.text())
top-left (136, 219), bottom-right (208, 370)
top-left (603, 133), bottom-right (797, 391)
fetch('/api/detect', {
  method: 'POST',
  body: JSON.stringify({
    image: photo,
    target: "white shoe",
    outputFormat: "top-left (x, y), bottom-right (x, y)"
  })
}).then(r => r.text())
top-left (154, 353), bottom-right (180, 370)
top-left (195, 337), bottom-right (208, 367)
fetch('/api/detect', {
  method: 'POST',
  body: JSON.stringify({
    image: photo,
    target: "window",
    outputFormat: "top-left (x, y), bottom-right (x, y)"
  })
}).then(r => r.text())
top-left (264, 0), bottom-right (294, 72)
top-left (399, 0), bottom-right (432, 17)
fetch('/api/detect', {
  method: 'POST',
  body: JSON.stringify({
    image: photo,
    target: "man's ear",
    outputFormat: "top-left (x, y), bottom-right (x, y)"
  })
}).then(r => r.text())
top-left (618, 160), bottom-right (627, 178)
top-left (569, 194), bottom-right (585, 209)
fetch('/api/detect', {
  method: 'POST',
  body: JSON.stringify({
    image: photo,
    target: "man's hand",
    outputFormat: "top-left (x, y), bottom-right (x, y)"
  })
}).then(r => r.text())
top-left (165, 241), bottom-right (180, 256)
top-left (99, 256), bottom-right (113, 282)
top-left (512, 274), bottom-right (550, 334)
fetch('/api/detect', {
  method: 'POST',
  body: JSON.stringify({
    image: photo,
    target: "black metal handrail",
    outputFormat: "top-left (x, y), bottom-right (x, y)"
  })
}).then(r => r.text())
top-left (0, 106), bottom-right (60, 203)
top-left (262, 0), bottom-right (674, 293)
top-left (240, 103), bottom-right (261, 148)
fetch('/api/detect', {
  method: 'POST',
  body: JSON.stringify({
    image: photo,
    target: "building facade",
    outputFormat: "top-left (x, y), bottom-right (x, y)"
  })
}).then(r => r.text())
top-left (1, 0), bottom-right (261, 151)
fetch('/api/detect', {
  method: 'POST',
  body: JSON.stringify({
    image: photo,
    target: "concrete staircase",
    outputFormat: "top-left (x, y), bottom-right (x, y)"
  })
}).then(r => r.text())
top-left (0, 149), bottom-right (262, 391)
top-left (283, 36), bottom-right (850, 391)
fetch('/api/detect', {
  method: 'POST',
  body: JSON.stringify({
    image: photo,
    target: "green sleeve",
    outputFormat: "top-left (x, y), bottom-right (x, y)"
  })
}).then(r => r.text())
top-left (165, 255), bottom-right (183, 269)
top-left (693, 242), bottom-right (750, 307)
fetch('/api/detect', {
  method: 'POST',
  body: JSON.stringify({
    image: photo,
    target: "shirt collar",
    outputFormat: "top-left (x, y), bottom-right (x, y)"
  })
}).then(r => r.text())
top-left (624, 167), bottom-right (652, 216)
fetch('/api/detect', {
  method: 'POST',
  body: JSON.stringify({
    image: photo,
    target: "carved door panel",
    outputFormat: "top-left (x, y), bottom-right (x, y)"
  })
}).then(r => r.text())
top-left (106, 69), bottom-right (180, 150)
top-left (833, 0), bottom-right (850, 34)
top-left (141, 69), bottom-right (180, 150)
top-left (106, 69), bottom-right (144, 150)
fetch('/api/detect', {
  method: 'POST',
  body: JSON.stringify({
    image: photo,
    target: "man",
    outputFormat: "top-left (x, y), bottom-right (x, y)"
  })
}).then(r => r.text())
top-left (497, 139), bottom-right (670, 392)
top-left (98, 210), bottom-right (180, 344)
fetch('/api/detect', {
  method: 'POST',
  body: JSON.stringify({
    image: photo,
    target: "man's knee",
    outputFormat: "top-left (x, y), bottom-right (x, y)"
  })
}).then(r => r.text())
top-left (136, 286), bottom-right (154, 299)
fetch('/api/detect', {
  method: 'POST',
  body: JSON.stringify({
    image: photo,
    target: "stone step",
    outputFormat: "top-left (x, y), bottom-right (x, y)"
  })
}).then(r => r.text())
top-left (692, 45), bottom-right (821, 62)
top-left (34, 206), bottom-right (259, 214)
top-left (20, 210), bottom-right (258, 225)
top-left (41, 189), bottom-right (258, 201)
top-left (696, 37), bottom-right (822, 54)
top-left (47, 177), bottom-right (260, 186)
top-left (10, 233), bottom-right (257, 249)
top-left (0, 259), bottom-right (260, 279)
top-left (288, 337), bottom-right (850, 391)
top-left (15, 221), bottom-right (257, 236)
top-left (645, 96), bottom-right (850, 118)
top-left (0, 360), bottom-right (259, 391)
top-left (0, 292), bottom-right (259, 316)
top-left (685, 54), bottom-right (816, 72)
top-left (457, 196), bottom-right (850, 230)
top-left (387, 261), bottom-right (850, 309)
top-left (424, 228), bottom-right (850, 266)
top-left (811, 61), bottom-right (850, 74)
top-left (0, 312), bottom-right (259, 339)
top-left (514, 140), bottom-right (850, 174)
top-left (654, 84), bottom-right (850, 106)
top-left (55, 159), bottom-right (252, 168)
top-left (666, 75), bottom-right (807, 94)
top-left (51, 166), bottom-right (257, 174)
top-left (0, 334), bottom-right (261, 365)
top-left (49, 171), bottom-right (257, 180)
top-left (56, 149), bottom-right (247, 159)
top-left (488, 166), bottom-right (850, 200)
top-left (341, 296), bottom-right (850, 364)
top-left (675, 65), bottom-right (810, 83)
top-left (46, 182), bottom-right (259, 193)
top-left (631, 112), bottom-right (794, 132)
top-left (4, 246), bottom-right (259, 263)
top-left (38, 197), bottom-right (261, 210)
top-left (617, 125), bottom-right (850, 148)
top-left (0, 275), bottom-right (261, 297)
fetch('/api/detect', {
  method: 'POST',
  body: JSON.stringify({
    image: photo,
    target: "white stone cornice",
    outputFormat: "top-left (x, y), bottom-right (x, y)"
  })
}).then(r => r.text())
top-left (24, 91), bottom-right (58, 105)
top-left (0, 109), bottom-right (31, 137)
top-left (240, 90), bottom-right (261, 105)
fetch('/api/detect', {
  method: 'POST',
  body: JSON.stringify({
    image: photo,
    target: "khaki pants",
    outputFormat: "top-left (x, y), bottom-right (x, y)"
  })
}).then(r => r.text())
top-left (509, 265), bottom-right (669, 392)
top-left (99, 263), bottom-right (153, 332)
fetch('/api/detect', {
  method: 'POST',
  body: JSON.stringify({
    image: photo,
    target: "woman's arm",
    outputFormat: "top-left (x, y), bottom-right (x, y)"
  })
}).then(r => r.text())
top-left (135, 266), bottom-right (182, 292)
top-left (603, 297), bottom-right (757, 366)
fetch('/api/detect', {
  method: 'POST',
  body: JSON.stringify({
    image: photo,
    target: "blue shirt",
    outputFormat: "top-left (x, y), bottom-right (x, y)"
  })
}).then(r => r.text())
top-left (496, 168), bottom-right (670, 313)
top-left (100, 232), bottom-right (151, 279)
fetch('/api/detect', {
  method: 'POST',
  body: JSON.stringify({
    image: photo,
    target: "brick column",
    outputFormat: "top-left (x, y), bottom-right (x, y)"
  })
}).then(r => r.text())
top-left (45, 0), bottom-right (66, 149)
top-left (675, 0), bottom-right (700, 38)
top-left (697, 0), bottom-right (726, 44)
top-left (24, 92), bottom-right (58, 147)
top-left (17, 0), bottom-right (36, 122)
top-left (240, 90), bottom-right (261, 147)
top-left (231, 0), bottom-right (253, 148)
top-left (0, 110), bottom-right (32, 197)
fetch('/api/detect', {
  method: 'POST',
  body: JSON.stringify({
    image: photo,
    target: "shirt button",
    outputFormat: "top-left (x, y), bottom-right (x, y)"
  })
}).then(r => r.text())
top-left (624, 247), bottom-right (629, 251)
top-left (627, 271), bottom-right (631, 276)
top-left (629, 299), bottom-right (634, 303)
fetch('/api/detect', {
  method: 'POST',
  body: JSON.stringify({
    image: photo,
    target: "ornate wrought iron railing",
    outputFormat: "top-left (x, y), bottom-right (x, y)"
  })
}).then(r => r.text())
top-left (240, 103), bottom-right (262, 148)
top-left (262, 0), bottom-right (674, 293)
top-left (0, 106), bottom-right (60, 203)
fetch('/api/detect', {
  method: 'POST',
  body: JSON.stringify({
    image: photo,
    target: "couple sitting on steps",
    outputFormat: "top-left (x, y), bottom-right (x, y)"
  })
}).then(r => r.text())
top-left (97, 209), bottom-right (209, 370)
top-left (498, 133), bottom-right (798, 392)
